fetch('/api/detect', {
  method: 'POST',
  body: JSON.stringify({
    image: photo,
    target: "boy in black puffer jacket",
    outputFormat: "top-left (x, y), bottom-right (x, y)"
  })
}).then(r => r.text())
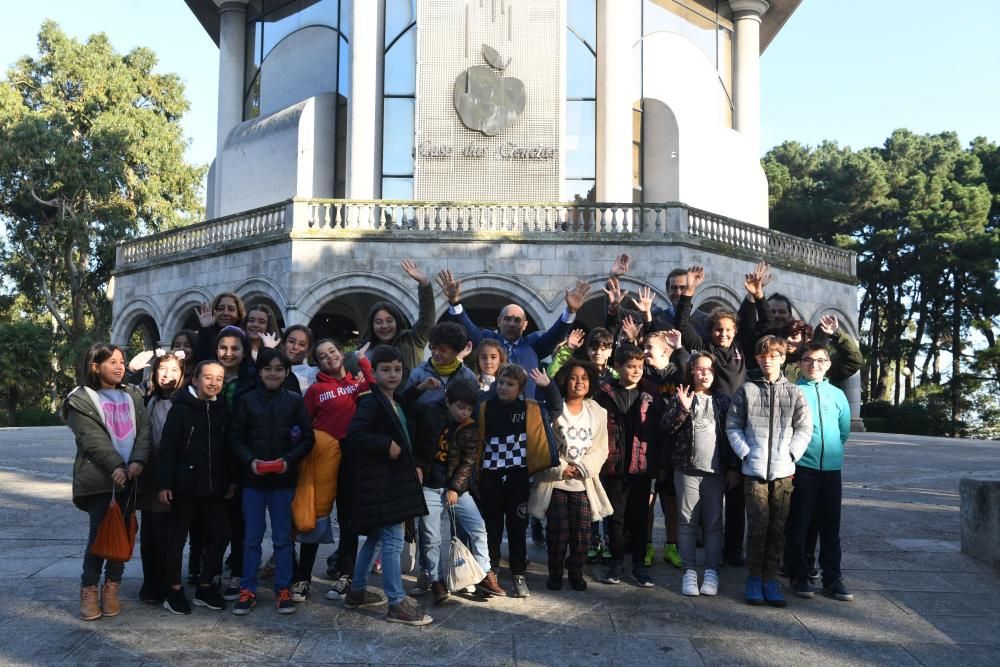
top-left (159, 360), bottom-right (232, 615)
top-left (230, 349), bottom-right (314, 616)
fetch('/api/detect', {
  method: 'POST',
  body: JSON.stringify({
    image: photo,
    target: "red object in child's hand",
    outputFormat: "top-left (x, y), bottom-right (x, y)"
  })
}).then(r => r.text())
top-left (255, 459), bottom-right (285, 474)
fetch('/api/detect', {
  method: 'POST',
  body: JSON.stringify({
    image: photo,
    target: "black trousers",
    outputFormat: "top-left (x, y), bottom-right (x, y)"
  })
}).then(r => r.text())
top-left (478, 467), bottom-right (530, 574)
top-left (784, 467), bottom-right (842, 584)
top-left (166, 495), bottom-right (230, 587)
top-left (225, 491), bottom-right (244, 577)
top-left (334, 460), bottom-right (359, 578)
top-left (724, 482), bottom-right (746, 556)
top-left (139, 510), bottom-right (170, 598)
top-left (601, 474), bottom-right (651, 566)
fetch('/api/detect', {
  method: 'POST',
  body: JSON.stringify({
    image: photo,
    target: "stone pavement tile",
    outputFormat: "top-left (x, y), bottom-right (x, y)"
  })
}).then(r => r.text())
top-left (0, 628), bottom-right (93, 663)
top-left (0, 539), bottom-right (83, 558)
top-left (850, 551), bottom-right (993, 573)
top-left (0, 556), bottom-right (62, 577)
top-left (933, 571), bottom-right (1000, 594)
top-left (789, 592), bottom-right (953, 644)
top-left (215, 596), bottom-right (345, 630)
top-left (291, 629), bottom-right (514, 665)
top-left (836, 570), bottom-right (959, 593)
top-left (3, 599), bottom-right (222, 631)
top-left (909, 615), bottom-right (1000, 645)
top-left (30, 555), bottom-right (141, 578)
top-left (839, 535), bottom-right (902, 552)
top-left (63, 628), bottom-right (304, 663)
top-left (882, 591), bottom-right (1000, 616)
top-left (431, 594), bottom-right (615, 635)
top-left (691, 637), bottom-right (920, 667)
top-left (903, 642), bottom-right (1000, 666)
top-left (515, 633), bottom-right (700, 667)
top-left (885, 539), bottom-right (960, 553)
top-left (0, 577), bottom-right (87, 602)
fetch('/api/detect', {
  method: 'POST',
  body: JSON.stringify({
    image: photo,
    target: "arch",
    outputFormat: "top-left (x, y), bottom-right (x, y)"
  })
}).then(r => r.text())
top-left (809, 306), bottom-right (860, 340)
top-left (233, 276), bottom-right (290, 318)
top-left (446, 274), bottom-right (550, 331)
top-left (111, 297), bottom-right (163, 347)
top-left (162, 287), bottom-right (214, 342)
top-left (692, 283), bottom-right (741, 312)
top-left (295, 272), bottom-right (420, 325)
top-left (640, 98), bottom-right (680, 202)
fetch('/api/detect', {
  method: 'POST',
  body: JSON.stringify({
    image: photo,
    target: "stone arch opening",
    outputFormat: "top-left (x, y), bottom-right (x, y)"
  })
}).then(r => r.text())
top-left (308, 293), bottom-right (414, 348)
top-left (437, 293), bottom-right (541, 336)
top-left (126, 314), bottom-right (160, 353)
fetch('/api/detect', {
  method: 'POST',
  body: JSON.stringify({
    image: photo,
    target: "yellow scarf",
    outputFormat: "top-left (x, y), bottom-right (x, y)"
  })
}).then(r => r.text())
top-left (431, 358), bottom-right (463, 377)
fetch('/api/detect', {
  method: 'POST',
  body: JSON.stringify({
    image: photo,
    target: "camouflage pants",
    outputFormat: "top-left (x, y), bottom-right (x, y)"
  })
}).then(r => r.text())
top-left (744, 476), bottom-right (793, 580)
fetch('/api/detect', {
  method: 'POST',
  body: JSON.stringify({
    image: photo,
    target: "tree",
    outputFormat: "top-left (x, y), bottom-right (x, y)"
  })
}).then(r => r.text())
top-left (0, 321), bottom-right (54, 426)
top-left (0, 21), bottom-right (204, 348)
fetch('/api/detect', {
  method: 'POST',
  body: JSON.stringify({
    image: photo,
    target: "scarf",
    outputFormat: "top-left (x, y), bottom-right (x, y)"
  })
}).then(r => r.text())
top-left (431, 357), bottom-right (463, 377)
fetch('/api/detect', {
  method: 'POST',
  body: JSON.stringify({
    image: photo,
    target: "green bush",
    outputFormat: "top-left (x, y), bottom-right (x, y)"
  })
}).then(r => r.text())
top-left (860, 401), bottom-right (892, 419)
top-left (862, 417), bottom-right (890, 432)
top-left (11, 408), bottom-right (63, 427)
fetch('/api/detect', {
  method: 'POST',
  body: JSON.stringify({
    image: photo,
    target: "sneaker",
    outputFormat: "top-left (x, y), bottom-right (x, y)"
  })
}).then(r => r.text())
top-left (431, 581), bottom-right (450, 605)
top-left (290, 580), bottom-right (310, 602)
top-left (545, 576), bottom-right (563, 591)
top-left (601, 561), bottom-right (623, 585)
top-left (681, 569), bottom-right (700, 596)
top-left (744, 576), bottom-right (765, 606)
top-left (531, 519), bottom-right (545, 545)
top-left (344, 587), bottom-right (388, 609)
top-left (80, 585), bottom-right (101, 621)
top-left (632, 567), bottom-right (655, 588)
top-left (386, 596), bottom-right (433, 626)
top-left (221, 576), bottom-right (241, 601)
top-left (808, 565), bottom-right (821, 585)
top-left (569, 576), bottom-right (588, 591)
top-left (643, 544), bottom-right (654, 567)
top-left (823, 579), bottom-right (854, 601)
top-left (791, 577), bottom-right (815, 599)
top-left (663, 543), bottom-right (682, 569)
top-left (163, 588), bottom-right (192, 615)
top-left (476, 571), bottom-right (506, 597)
top-left (586, 543), bottom-right (600, 562)
top-left (232, 589), bottom-right (256, 615)
top-left (511, 575), bottom-right (530, 598)
top-left (700, 569), bottom-right (719, 596)
top-left (408, 570), bottom-right (431, 596)
top-left (193, 584), bottom-right (226, 610)
top-left (276, 587), bottom-right (296, 614)
top-left (325, 574), bottom-right (352, 600)
top-left (763, 579), bottom-right (786, 607)
top-left (463, 585), bottom-right (477, 593)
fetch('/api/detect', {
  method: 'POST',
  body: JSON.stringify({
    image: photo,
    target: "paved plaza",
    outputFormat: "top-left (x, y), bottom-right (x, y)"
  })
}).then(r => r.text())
top-left (0, 426), bottom-right (998, 666)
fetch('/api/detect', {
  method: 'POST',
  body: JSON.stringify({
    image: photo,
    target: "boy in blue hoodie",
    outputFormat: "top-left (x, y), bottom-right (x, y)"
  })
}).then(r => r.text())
top-left (785, 342), bottom-right (852, 602)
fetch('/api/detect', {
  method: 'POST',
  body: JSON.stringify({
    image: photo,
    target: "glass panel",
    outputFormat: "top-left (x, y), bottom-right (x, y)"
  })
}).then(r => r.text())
top-left (643, 0), bottom-right (717, 68)
top-left (297, 0), bottom-right (339, 31)
top-left (384, 27), bottom-right (416, 96)
top-left (566, 179), bottom-right (596, 203)
top-left (565, 100), bottom-right (596, 179)
top-left (566, 32), bottom-right (596, 99)
top-left (382, 98), bottom-right (415, 176)
top-left (567, 0), bottom-right (596, 49)
top-left (338, 35), bottom-right (350, 96)
top-left (385, 0), bottom-right (416, 46)
top-left (262, 0), bottom-right (341, 59)
top-left (244, 71), bottom-right (261, 120)
top-left (382, 177), bottom-right (414, 201)
top-left (339, 0), bottom-right (350, 38)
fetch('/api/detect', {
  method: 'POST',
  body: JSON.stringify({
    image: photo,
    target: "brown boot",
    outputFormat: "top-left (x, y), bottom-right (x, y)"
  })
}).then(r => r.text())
top-left (101, 580), bottom-right (121, 617)
top-left (80, 585), bottom-right (101, 621)
top-left (476, 570), bottom-right (507, 597)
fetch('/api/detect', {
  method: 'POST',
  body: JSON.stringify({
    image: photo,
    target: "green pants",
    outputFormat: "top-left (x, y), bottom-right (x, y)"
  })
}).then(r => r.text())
top-left (744, 476), bottom-right (793, 580)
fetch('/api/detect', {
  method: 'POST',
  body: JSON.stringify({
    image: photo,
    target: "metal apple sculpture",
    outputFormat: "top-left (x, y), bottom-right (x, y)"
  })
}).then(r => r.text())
top-left (454, 44), bottom-right (526, 136)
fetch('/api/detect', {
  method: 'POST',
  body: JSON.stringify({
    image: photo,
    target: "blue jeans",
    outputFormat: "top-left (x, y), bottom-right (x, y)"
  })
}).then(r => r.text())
top-left (418, 487), bottom-right (490, 582)
top-left (241, 486), bottom-right (294, 593)
top-left (353, 523), bottom-right (405, 605)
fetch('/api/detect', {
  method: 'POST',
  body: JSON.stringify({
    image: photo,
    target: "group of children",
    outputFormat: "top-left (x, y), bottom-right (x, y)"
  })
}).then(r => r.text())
top-left (65, 256), bottom-right (857, 626)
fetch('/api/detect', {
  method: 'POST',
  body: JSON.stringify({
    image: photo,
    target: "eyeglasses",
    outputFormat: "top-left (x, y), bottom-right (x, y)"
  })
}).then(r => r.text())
top-left (800, 358), bottom-right (830, 366)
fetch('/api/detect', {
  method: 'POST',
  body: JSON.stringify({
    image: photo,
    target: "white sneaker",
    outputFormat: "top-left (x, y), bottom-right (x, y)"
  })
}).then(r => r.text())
top-left (681, 569), bottom-right (700, 596)
top-left (700, 569), bottom-right (719, 596)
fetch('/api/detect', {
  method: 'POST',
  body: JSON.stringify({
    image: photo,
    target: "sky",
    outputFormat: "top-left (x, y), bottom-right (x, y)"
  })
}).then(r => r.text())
top-left (2, 0), bottom-right (999, 169)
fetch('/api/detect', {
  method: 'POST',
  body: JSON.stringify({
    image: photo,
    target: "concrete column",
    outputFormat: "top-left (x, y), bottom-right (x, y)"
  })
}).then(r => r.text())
top-left (347, 0), bottom-right (379, 199)
top-left (214, 0), bottom-right (249, 217)
top-left (595, 0), bottom-right (633, 203)
top-left (729, 0), bottom-right (769, 152)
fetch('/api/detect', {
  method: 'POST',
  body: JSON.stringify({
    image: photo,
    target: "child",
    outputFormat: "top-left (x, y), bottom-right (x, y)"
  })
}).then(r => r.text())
top-left (158, 360), bottom-right (232, 614)
top-left (477, 364), bottom-right (562, 598)
top-left (594, 344), bottom-right (657, 588)
top-left (727, 335), bottom-right (812, 607)
top-left (472, 339), bottom-right (507, 393)
top-left (293, 340), bottom-right (374, 602)
top-left (410, 379), bottom-right (500, 603)
top-left (663, 352), bottom-right (737, 597)
top-left (343, 345), bottom-right (432, 625)
top-left (137, 350), bottom-right (186, 604)
top-left (230, 348), bottom-right (315, 615)
top-left (529, 359), bottom-right (612, 591)
top-left (404, 322), bottom-right (478, 406)
top-left (584, 327), bottom-right (617, 382)
top-left (283, 325), bottom-right (318, 393)
top-left (786, 342), bottom-right (853, 602)
top-left (64, 343), bottom-right (151, 620)
top-left (244, 304), bottom-right (278, 361)
top-left (170, 331), bottom-right (197, 378)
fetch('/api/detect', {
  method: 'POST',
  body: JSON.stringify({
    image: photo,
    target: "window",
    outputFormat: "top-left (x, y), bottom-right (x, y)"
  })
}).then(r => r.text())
top-left (566, 0), bottom-right (596, 202)
top-left (381, 0), bottom-right (417, 199)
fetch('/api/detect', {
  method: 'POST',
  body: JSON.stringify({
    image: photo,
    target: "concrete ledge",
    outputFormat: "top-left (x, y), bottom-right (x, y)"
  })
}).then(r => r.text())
top-left (960, 472), bottom-right (1000, 567)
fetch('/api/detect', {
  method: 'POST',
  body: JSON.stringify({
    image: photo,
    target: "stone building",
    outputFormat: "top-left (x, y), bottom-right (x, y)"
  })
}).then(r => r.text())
top-left (112, 0), bottom-right (861, 418)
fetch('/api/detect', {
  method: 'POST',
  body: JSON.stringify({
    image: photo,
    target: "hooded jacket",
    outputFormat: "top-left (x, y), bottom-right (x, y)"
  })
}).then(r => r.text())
top-left (157, 387), bottom-right (231, 496)
top-left (795, 377), bottom-right (850, 471)
top-left (411, 399), bottom-right (480, 494)
top-left (663, 391), bottom-right (737, 473)
top-left (230, 385), bottom-right (315, 489)
top-left (726, 375), bottom-right (812, 481)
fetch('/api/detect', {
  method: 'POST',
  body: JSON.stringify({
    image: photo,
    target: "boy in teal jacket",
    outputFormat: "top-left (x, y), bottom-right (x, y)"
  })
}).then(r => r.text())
top-left (785, 342), bottom-right (852, 602)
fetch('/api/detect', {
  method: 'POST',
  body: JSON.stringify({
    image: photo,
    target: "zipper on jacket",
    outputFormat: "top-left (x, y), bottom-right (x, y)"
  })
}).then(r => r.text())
top-left (765, 382), bottom-right (775, 481)
top-left (815, 384), bottom-right (825, 471)
top-left (206, 402), bottom-right (214, 493)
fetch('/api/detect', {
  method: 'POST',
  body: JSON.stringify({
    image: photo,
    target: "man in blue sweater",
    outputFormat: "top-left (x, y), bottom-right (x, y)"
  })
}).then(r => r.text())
top-left (785, 342), bottom-right (853, 602)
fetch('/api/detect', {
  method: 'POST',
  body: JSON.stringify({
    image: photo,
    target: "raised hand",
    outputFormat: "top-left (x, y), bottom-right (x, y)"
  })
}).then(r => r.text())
top-left (602, 277), bottom-right (629, 309)
top-left (566, 328), bottom-right (586, 350)
top-left (630, 285), bottom-right (655, 314)
top-left (355, 341), bottom-right (371, 359)
top-left (621, 315), bottom-right (641, 342)
top-left (743, 271), bottom-right (764, 301)
top-left (529, 367), bottom-right (550, 388)
top-left (755, 261), bottom-right (773, 288)
top-left (457, 340), bottom-right (474, 361)
top-left (684, 266), bottom-right (705, 296)
top-left (676, 384), bottom-right (694, 411)
top-left (128, 350), bottom-right (155, 372)
top-left (609, 253), bottom-right (630, 278)
top-left (436, 270), bottom-right (462, 305)
top-left (819, 315), bottom-right (839, 335)
top-left (260, 332), bottom-right (281, 349)
top-left (401, 259), bottom-right (430, 286)
top-left (195, 302), bottom-right (216, 328)
top-left (665, 329), bottom-right (683, 350)
top-left (565, 279), bottom-right (592, 314)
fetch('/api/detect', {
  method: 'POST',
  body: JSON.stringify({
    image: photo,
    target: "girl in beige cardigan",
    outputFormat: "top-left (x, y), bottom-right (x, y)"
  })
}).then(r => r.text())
top-left (529, 359), bottom-right (613, 591)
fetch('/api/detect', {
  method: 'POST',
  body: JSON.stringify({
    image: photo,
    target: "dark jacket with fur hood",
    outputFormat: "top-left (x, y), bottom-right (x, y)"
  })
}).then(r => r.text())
top-left (158, 387), bottom-right (232, 496)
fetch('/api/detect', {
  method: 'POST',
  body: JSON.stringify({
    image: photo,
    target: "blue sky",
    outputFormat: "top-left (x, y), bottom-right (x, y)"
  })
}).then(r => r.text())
top-left (2, 0), bottom-right (998, 169)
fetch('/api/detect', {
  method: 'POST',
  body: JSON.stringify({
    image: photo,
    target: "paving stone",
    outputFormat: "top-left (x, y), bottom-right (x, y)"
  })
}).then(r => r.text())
top-left (691, 637), bottom-right (920, 666)
top-left (515, 634), bottom-right (700, 667)
top-left (291, 630), bottom-right (514, 665)
top-left (611, 595), bottom-right (811, 641)
top-left (903, 642), bottom-right (1000, 666)
top-left (790, 592), bottom-right (953, 644)
top-left (933, 571), bottom-right (1000, 594)
top-left (0, 539), bottom-right (83, 558)
top-left (3, 599), bottom-right (222, 631)
top-left (850, 551), bottom-right (994, 573)
top-left (836, 570), bottom-right (959, 593)
top-left (0, 628), bottom-right (93, 662)
top-left (882, 591), bottom-right (1000, 617)
top-left (886, 539), bottom-right (961, 553)
top-left (0, 557), bottom-right (62, 578)
top-left (64, 628), bottom-right (303, 663)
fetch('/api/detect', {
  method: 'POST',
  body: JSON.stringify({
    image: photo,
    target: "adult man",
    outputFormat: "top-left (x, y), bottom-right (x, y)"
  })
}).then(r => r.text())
top-left (436, 270), bottom-right (591, 397)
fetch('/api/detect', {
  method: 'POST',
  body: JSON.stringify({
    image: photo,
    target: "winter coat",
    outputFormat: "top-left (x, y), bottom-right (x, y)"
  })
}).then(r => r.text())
top-left (411, 400), bottom-right (480, 494)
top-left (475, 384), bottom-right (563, 478)
top-left (784, 328), bottom-right (864, 385)
top-left (63, 385), bottom-right (151, 511)
top-left (158, 387), bottom-right (231, 496)
top-left (137, 395), bottom-right (172, 512)
top-left (726, 376), bottom-right (812, 481)
top-left (662, 392), bottom-right (737, 472)
top-left (594, 378), bottom-right (657, 477)
top-left (230, 386), bottom-right (315, 489)
top-left (529, 399), bottom-right (614, 521)
top-left (344, 390), bottom-right (428, 535)
top-left (292, 429), bottom-right (341, 532)
top-left (795, 377), bottom-right (850, 471)
top-left (403, 360), bottom-right (479, 406)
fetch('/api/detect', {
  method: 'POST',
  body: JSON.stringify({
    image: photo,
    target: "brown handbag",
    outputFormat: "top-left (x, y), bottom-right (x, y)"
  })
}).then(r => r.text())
top-left (91, 482), bottom-right (138, 562)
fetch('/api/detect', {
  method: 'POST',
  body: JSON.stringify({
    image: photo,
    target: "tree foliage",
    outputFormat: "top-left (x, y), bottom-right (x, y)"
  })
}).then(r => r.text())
top-left (764, 131), bottom-right (1000, 437)
top-left (0, 21), bottom-right (205, 346)
top-left (0, 320), bottom-right (54, 426)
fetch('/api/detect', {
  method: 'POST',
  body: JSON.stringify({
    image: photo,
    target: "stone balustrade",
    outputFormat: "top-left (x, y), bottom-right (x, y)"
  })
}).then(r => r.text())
top-left (116, 198), bottom-right (856, 279)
